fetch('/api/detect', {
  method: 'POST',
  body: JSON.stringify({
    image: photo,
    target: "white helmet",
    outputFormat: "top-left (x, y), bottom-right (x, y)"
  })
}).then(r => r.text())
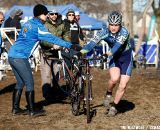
top-left (108, 11), bottom-right (122, 25)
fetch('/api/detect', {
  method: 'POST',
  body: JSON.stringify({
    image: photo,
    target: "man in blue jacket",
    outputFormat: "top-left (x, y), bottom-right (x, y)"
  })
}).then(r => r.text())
top-left (8, 4), bottom-right (80, 117)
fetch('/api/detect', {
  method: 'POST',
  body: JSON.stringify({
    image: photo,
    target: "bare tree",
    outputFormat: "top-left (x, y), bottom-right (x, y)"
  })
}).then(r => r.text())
top-left (121, 0), bottom-right (133, 38)
top-left (135, 0), bottom-right (154, 55)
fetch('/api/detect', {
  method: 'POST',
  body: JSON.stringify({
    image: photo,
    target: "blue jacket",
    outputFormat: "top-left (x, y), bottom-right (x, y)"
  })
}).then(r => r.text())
top-left (8, 18), bottom-right (72, 58)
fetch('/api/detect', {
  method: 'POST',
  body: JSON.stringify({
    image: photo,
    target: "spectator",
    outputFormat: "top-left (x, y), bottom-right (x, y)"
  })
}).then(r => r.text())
top-left (4, 9), bottom-right (23, 51)
top-left (0, 11), bottom-right (5, 56)
top-left (75, 11), bottom-right (80, 23)
top-left (39, 9), bottom-right (71, 100)
top-left (8, 4), bottom-right (78, 117)
top-left (62, 9), bottom-right (84, 69)
top-left (10, 9), bottom-right (23, 30)
top-left (64, 9), bottom-right (84, 45)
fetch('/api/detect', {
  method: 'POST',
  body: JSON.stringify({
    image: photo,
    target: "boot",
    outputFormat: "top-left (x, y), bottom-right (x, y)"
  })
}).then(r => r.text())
top-left (25, 91), bottom-right (45, 117)
top-left (12, 89), bottom-right (26, 115)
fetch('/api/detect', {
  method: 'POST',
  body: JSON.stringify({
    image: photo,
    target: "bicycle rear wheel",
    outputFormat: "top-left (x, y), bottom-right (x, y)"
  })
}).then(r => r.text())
top-left (57, 62), bottom-right (73, 96)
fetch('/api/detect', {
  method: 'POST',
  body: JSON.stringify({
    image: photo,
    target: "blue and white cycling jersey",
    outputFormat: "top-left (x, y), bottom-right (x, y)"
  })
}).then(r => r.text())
top-left (8, 18), bottom-right (72, 59)
top-left (82, 26), bottom-right (131, 56)
top-left (102, 26), bottom-right (131, 56)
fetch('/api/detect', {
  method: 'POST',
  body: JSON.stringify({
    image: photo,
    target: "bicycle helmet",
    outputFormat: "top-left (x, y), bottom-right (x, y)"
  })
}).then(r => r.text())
top-left (33, 4), bottom-right (49, 17)
top-left (108, 11), bottom-right (122, 25)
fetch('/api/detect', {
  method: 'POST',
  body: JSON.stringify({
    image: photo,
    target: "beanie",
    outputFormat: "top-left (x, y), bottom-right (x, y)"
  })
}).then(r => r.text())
top-left (66, 9), bottom-right (75, 16)
top-left (33, 4), bottom-right (49, 17)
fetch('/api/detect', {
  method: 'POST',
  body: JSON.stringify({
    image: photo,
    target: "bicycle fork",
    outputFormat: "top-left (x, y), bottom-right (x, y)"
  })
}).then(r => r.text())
top-left (82, 74), bottom-right (93, 101)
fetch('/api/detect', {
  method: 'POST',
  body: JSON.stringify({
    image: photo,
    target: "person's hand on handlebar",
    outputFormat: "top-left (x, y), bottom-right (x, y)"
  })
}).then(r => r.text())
top-left (71, 44), bottom-right (82, 51)
top-left (51, 44), bottom-right (62, 50)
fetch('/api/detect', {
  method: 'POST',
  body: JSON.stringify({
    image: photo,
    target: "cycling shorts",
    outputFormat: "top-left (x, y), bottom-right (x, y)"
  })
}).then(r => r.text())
top-left (109, 49), bottom-right (133, 76)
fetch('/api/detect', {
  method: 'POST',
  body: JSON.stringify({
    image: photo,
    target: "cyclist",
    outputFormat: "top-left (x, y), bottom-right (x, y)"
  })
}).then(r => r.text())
top-left (8, 4), bottom-right (80, 117)
top-left (80, 11), bottom-right (133, 116)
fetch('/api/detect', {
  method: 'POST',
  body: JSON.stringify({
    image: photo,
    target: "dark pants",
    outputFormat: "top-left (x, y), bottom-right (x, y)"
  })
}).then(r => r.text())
top-left (8, 57), bottom-right (34, 91)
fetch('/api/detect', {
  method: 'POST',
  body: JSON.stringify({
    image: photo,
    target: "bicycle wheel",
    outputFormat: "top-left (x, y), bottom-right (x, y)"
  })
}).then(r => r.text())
top-left (57, 62), bottom-right (73, 96)
top-left (85, 74), bottom-right (91, 123)
top-left (71, 66), bottom-right (84, 116)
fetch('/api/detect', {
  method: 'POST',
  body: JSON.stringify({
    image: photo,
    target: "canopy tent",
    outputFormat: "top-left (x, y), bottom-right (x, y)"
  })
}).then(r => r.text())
top-left (4, 4), bottom-right (106, 30)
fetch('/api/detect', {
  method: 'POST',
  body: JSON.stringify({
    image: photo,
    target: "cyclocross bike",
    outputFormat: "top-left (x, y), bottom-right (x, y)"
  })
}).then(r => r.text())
top-left (54, 51), bottom-right (107, 123)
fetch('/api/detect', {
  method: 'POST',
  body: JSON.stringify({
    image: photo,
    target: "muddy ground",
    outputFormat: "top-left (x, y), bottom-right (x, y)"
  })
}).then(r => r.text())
top-left (0, 67), bottom-right (160, 130)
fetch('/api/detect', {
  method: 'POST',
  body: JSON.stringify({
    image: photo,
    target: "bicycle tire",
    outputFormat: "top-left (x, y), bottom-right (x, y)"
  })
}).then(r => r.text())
top-left (71, 67), bottom-right (84, 116)
top-left (85, 75), bottom-right (91, 123)
top-left (57, 63), bottom-right (73, 96)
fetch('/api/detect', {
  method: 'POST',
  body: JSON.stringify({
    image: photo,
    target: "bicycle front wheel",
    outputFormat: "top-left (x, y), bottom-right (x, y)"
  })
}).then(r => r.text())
top-left (71, 67), bottom-right (84, 116)
top-left (85, 75), bottom-right (91, 123)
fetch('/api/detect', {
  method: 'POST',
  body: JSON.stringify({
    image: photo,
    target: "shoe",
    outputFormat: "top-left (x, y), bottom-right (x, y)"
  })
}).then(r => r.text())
top-left (103, 95), bottom-right (113, 109)
top-left (107, 106), bottom-right (118, 117)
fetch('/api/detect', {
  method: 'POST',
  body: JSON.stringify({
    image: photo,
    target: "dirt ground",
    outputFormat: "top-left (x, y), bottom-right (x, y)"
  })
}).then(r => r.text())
top-left (0, 67), bottom-right (160, 130)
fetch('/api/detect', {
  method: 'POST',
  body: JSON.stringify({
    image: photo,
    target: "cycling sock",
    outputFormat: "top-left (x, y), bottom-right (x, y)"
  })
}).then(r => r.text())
top-left (106, 91), bottom-right (112, 96)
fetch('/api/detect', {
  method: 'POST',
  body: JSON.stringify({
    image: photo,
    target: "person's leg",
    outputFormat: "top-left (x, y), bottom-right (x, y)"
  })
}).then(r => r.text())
top-left (103, 67), bottom-right (120, 108)
top-left (20, 59), bottom-right (45, 116)
top-left (9, 58), bottom-right (45, 116)
top-left (8, 58), bottom-right (26, 115)
top-left (107, 50), bottom-right (133, 116)
top-left (40, 55), bottom-right (53, 99)
top-left (114, 75), bottom-right (130, 104)
top-left (40, 55), bottom-right (52, 86)
top-left (107, 67), bottom-right (120, 92)
top-left (8, 58), bottom-right (25, 90)
top-left (107, 75), bottom-right (130, 116)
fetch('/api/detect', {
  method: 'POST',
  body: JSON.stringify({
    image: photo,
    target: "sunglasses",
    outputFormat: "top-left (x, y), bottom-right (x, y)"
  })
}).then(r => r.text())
top-left (0, 19), bottom-right (4, 22)
top-left (68, 14), bottom-right (75, 16)
top-left (49, 13), bottom-right (58, 16)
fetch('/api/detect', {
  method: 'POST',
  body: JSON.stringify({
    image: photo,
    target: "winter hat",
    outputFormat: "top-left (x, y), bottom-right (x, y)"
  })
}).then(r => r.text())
top-left (75, 11), bottom-right (80, 16)
top-left (49, 9), bottom-right (58, 14)
top-left (33, 4), bottom-right (49, 17)
top-left (66, 9), bottom-right (75, 16)
top-left (15, 9), bottom-right (23, 16)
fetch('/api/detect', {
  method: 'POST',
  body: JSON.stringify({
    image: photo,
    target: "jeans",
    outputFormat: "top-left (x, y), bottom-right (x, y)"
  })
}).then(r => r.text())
top-left (8, 57), bottom-right (34, 91)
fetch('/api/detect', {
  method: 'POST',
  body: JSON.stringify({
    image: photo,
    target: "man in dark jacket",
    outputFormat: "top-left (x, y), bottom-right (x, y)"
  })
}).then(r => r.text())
top-left (63, 9), bottom-right (84, 45)
top-left (4, 9), bottom-right (23, 51)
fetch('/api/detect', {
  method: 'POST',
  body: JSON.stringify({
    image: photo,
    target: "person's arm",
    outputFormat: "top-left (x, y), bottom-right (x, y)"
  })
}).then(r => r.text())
top-left (80, 30), bottom-right (107, 54)
top-left (107, 34), bottom-right (129, 56)
top-left (37, 25), bottom-right (72, 49)
top-left (62, 23), bottom-right (71, 42)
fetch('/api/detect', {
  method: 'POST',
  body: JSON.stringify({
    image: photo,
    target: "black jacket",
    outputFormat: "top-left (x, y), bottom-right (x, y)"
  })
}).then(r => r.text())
top-left (63, 19), bottom-right (84, 45)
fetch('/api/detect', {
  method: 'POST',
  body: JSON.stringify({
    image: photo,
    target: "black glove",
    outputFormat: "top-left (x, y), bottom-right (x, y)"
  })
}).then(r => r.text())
top-left (72, 51), bottom-right (82, 59)
top-left (101, 54), bottom-right (108, 62)
top-left (71, 44), bottom-right (82, 51)
top-left (102, 53), bottom-right (108, 58)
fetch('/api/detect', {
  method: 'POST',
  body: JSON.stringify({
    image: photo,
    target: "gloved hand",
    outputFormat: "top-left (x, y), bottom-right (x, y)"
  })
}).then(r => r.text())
top-left (101, 53), bottom-right (108, 62)
top-left (80, 49), bottom-right (89, 54)
top-left (73, 51), bottom-right (82, 59)
top-left (71, 44), bottom-right (82, 51)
